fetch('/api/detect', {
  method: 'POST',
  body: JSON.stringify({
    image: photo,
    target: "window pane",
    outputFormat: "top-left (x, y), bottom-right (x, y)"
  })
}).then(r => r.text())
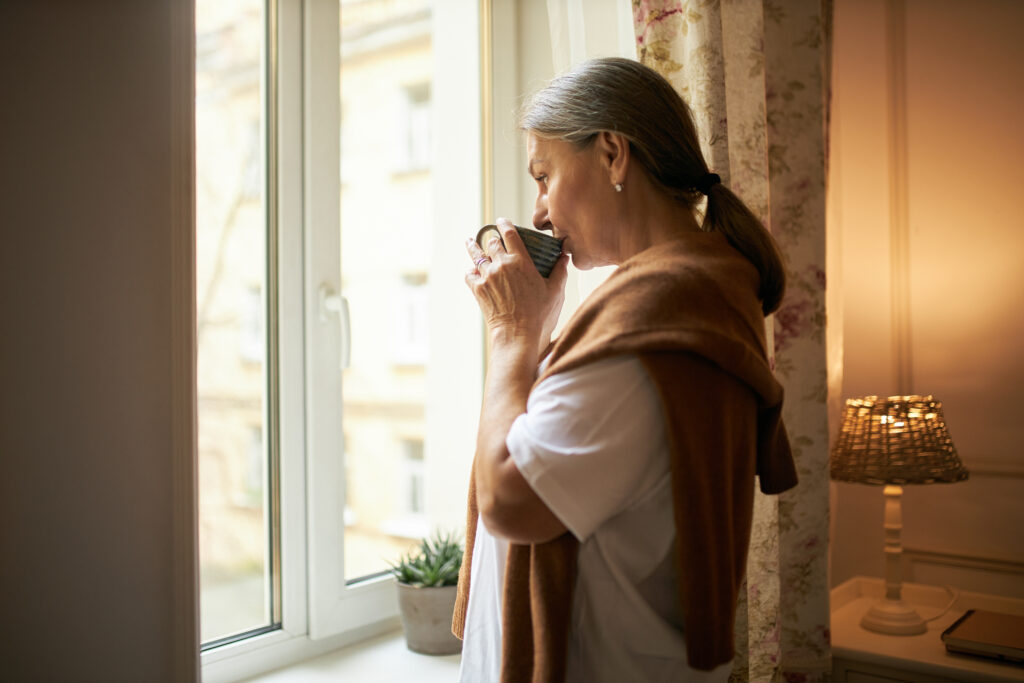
top-left (340, 0), bottom-right (450, 581)
top-left (196, 0), bottom-right (274, 643)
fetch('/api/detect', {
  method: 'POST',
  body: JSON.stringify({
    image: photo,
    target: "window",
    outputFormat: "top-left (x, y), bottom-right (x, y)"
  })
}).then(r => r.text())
top-left (335, 0), bottom-right (480, 593)
top-left (402, 438), bottom-right (426, 516)
top-left (240, 285), bottom-right (264, 363)
top-left (199, 0), bottom-right (484, 679)
top-left (378, 437), bottom-right (429, 540)
top-left (392, 273), bottom-right (429, 365)
top-left (195, 0), bottom-right (277, 647)
top-left (396, 83), bottom-right (431, 172)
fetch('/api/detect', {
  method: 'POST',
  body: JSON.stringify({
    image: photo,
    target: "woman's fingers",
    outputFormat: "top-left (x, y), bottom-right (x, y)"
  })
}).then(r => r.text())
top-left (465, 237), bottom-right (492, 271)
top-left (466, 235), bottom-right (486, 260)
top-left (486, 236), bottom-right (505, 257)
top-left (467, 219), bottom-right (533, 276)
top-left (495, 217), bottom-right (530, 260)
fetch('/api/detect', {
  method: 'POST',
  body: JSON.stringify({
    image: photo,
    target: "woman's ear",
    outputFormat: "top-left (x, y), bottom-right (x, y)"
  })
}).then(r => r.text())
top-left (596, 131), bottom-right (630, 185)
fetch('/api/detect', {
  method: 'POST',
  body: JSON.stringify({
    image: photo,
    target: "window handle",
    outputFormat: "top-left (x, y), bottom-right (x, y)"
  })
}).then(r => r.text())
top-left (318, 284), bottom-right (351, 370)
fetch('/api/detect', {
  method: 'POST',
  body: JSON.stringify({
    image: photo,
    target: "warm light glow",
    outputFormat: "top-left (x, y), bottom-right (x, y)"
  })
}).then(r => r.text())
top-left (830, 395), bottom-right (969, 486)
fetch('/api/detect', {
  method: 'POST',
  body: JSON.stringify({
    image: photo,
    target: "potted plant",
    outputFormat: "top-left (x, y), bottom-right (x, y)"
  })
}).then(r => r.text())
top-left (388, 530), bottom-right (464, 655)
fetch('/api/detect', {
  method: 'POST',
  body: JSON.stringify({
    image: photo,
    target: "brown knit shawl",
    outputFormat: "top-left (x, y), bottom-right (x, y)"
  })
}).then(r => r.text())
top-left (452, 232), bottom-right (797, 681)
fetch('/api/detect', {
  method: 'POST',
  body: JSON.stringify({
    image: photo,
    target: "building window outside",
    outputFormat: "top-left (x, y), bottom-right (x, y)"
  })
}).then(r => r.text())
top-left (403, 438), bottom-right (426, 515)
top-left (392, 273), bottom-right (428, 366)
top-left (379, 437), bottom-right (429, 541)
top-left (396, 82), bottom-right (431, 172)
top-left (240, 285), bottom-right (263, 364)
top-left (240, 425), bottom-right (264, 509)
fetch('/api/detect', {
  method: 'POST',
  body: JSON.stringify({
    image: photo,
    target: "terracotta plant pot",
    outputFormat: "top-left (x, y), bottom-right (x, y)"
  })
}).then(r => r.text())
top-left (396, 583), bottom-right (463, 655)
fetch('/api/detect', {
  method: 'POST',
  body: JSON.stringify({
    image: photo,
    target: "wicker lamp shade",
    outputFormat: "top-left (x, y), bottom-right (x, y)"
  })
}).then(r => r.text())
top-left (830, 395), bottom-right (969, 485)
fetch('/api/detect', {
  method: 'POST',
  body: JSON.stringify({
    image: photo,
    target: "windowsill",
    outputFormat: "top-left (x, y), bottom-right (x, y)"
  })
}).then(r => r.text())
top-left (240, 628), bottom-right (461, 682)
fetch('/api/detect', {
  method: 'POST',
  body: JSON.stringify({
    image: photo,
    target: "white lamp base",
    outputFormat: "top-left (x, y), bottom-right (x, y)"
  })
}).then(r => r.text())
top-left (860, 598), bottom-right (927, 635)
top-left (860, 485), bottom-right (929, 636)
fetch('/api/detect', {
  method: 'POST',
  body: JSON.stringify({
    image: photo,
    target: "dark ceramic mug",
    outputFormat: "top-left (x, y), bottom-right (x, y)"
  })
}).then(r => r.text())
top-left (476, 224), bottom-right (563, 278)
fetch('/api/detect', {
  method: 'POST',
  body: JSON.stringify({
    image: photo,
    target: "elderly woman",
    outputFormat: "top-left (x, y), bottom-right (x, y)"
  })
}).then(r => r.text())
top-left (454, 57), bottom-right (797, 683)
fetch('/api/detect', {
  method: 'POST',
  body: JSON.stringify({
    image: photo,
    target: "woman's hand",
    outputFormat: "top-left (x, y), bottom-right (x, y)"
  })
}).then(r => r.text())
top-left (465, 218), bottom-right (569, 357)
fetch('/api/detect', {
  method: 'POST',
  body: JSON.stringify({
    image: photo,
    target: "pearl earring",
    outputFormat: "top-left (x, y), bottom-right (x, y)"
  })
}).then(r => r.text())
top-left (614, 183), bottom-right (623, 193)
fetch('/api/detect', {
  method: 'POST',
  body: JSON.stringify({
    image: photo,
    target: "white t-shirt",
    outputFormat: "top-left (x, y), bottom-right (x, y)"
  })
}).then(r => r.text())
top-left (458, 355), bottom-right (732, 683)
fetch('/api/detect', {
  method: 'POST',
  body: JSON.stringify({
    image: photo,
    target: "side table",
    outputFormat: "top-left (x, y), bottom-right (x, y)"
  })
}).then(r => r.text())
top-left (831, 576), bottom-right (1024, 682)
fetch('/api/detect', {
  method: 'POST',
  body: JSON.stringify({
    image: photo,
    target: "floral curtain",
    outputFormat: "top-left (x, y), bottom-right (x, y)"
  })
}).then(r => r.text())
top-left (632, 1), bottom-right (833, 680)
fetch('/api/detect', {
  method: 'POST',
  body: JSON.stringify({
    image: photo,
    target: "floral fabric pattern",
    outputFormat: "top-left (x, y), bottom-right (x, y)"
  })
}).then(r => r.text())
top-left (633, 1), bottom-right (832, 681)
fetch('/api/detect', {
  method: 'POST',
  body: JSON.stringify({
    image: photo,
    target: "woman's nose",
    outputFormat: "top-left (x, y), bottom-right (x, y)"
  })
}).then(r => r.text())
top-left (532, 198), bottom-right (550, 231)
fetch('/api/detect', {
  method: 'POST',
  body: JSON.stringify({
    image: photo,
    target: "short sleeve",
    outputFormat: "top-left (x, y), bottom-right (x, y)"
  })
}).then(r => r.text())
top-left (506, 354), bottom-right (669, 542)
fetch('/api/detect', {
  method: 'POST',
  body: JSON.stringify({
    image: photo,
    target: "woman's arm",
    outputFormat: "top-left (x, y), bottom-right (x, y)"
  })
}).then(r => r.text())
top-left (465, 219), bottom-right (569, 544)
top-left (474, 330), bottom-right (567, 544)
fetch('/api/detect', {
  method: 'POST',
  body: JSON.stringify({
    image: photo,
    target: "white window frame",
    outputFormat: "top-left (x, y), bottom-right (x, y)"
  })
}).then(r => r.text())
top-left (200, 1), bottom-right (484, 680)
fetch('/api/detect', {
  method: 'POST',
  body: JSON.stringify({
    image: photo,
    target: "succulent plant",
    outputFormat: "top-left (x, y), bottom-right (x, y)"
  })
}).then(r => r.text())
top-left (387, 530), bottom-right (463, 587)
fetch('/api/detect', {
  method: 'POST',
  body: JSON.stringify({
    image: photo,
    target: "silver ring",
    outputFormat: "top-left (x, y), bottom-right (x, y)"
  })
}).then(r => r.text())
top-left (474, 256), bottom-right (491, 267)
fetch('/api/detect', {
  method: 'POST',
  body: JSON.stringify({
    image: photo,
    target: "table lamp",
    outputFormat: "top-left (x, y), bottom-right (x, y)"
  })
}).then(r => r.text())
top-left (830, 395), bottom-right (969, 635)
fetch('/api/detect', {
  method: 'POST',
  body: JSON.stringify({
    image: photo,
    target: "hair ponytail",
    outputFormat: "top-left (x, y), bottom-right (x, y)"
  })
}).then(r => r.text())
top-left (520, 57), bottom-right (786, 315)
top-left (703, 185), bottom-right (786, 314)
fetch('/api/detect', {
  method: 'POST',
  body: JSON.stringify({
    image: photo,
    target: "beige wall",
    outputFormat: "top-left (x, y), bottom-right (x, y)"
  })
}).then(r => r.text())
top-left (830, 0), bottom-right (1024, 596)
top-left (0, 1), bottom-right (197, 680)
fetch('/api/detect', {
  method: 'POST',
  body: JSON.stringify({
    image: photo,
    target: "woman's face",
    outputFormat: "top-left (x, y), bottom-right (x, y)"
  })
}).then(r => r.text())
top-left (527, 132), bottom-right (617, 270)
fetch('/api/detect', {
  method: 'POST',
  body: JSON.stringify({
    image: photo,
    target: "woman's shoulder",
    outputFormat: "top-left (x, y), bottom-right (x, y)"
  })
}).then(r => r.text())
top-left (585, 233), bottom-right (760, 322)
top-left (617, 232), bottom-right (756, 286)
